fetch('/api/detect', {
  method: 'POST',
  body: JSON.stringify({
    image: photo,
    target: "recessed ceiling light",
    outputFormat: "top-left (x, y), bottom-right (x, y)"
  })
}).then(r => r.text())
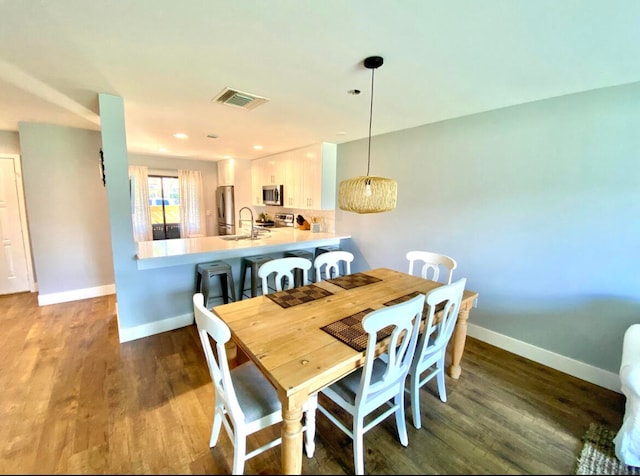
top-left (159, 147), bottom-right (169, 153)
top-left (253, 145), bottom-right (263, 150)
top-left (173, 133), bottom-right (188, 139)
top-left (337, 131), bottom-right (346, 135)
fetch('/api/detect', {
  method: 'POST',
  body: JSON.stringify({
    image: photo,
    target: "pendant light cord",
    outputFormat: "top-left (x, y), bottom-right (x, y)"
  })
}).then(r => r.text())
top-left (366, 66), bottom-right (375, 178)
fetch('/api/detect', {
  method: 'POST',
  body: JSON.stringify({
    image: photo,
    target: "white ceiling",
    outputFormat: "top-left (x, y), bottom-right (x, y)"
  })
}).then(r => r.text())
top-left (2, 0), bottom-right (640, 162)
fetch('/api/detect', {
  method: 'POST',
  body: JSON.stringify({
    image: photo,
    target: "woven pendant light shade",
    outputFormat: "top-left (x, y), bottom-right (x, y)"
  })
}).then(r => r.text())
top-left (338, 176), bottom-right (397, 213)
top-left (338, 55), bottom-right (397, 214)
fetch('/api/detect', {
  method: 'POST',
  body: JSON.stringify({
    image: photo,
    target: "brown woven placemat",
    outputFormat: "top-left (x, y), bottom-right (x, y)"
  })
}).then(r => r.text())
top-left (383, 291), bottom-right (446, 317)
top-left (326, 272), bottom-right (382, 290)
top-left (321, 308), bottom-right (394, 352)
top-left (383, 291), bottom-right (422, 306)
top-left (265, 284), bottom-right (333, 309)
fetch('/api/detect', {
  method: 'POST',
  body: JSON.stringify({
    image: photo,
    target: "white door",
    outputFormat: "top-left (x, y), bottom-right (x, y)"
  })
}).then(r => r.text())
top-left (0, 156), bottom-right (31, 294)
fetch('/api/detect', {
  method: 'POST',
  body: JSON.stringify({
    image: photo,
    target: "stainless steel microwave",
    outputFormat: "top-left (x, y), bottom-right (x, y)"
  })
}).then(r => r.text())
top-left (262, 184), bottom-right (283, 206)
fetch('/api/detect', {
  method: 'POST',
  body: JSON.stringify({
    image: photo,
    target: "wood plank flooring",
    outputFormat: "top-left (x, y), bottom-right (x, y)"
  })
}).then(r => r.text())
top-left (0, 291), bottom-right (625, 474)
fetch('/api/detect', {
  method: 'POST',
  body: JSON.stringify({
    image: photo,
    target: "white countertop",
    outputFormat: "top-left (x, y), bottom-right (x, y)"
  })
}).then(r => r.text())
top-left (135, 227), bottom-right (351, 270)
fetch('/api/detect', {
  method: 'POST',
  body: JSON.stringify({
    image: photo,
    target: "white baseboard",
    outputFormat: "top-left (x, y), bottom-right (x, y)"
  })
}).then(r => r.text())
top-left (467, 323), bottom-right (621, 394)
top-left (118, 312), bottom-right (194, 343)
top-left (38, 284), bottom-right (116, 306)
top-left (112, 310), bottom-right (622, 393)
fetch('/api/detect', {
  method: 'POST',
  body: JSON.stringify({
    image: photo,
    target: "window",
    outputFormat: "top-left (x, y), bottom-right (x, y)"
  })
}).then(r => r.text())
top-left (148, 175), bottom-right (181, 240)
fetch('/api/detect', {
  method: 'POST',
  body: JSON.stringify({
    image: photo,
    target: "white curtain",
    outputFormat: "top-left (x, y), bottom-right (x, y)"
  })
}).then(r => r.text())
top-left (178, 169), bottom-right (206, 238)
top-left (128, 165), bottom-right (153, 242)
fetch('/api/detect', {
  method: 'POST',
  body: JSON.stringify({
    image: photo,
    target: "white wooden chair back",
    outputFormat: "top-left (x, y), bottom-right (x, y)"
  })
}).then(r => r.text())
top-left (193, 292), bottom-right (318, 473)
top-left (258, 256), bottom-right (312, 293)
top-left (318, 293), bottom-right (425, 475)
top-left (193, 293), bottom-right (247, 447)
top-left (313, 250), bottom-right (354, 282)
top-left (406, 250), bottom-right (457, 284)
top-left (407, 277), bottom-right (467, 429)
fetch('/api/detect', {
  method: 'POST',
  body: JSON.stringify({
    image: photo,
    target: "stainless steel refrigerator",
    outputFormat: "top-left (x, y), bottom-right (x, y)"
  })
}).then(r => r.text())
top-left (216, 185), bottom-right (235, 235)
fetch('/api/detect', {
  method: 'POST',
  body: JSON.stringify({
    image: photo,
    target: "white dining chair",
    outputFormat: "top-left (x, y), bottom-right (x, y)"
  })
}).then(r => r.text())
top-left (406, 277), bottom-right (467, 429)
top-left (317, 293), bottom-right (425, 475)
top-left (313, 250), bottom-right (354, 282)
top-left (192, 293), bottom-right (317, 474)
top-left (258, 256), bottom-right (312, 293)
top-left (406, 250), bottom-right (457, 284)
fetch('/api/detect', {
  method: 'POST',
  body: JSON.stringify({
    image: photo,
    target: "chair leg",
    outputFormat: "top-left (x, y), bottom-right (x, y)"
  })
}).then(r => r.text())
top-left (436, 356), bottom-right (447, 403)
top-left (304, 394), bottom-right (318, 458)
top-left (210, 407), bottom-right (223, 447)
top-left (353, 415), bottom-right (365, 475)
top-left (232, 431), bottom-right (246, 475)
top-left (394, 392), bottom-right (409, 447)
top-left (409, 371), bottom-right (422, 429)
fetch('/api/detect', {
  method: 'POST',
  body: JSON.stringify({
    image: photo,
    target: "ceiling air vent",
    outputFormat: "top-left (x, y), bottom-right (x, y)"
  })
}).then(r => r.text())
top-left (212, 87), bottom-right (270, 110)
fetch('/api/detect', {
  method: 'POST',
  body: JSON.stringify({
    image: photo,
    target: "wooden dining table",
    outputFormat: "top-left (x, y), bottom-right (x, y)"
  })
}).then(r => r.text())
top-left (212, 267), bottom-right (479, 474)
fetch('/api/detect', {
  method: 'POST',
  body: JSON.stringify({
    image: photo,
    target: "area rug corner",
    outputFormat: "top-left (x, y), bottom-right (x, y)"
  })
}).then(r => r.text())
top-left (575, 422), bottom-right (640, 475)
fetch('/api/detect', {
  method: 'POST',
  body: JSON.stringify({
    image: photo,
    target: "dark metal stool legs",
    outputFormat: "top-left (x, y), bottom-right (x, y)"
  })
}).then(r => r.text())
top-left (240, 255), bottom-right (274, 299)
top-left (196, 261), bottom-right (236, 307)
top-left (285, 249), bottom-right (314, 287)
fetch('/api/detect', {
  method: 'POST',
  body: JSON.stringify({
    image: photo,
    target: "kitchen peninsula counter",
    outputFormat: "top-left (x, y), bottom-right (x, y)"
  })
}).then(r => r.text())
top-left (136, 228), bottom-right (351, 270)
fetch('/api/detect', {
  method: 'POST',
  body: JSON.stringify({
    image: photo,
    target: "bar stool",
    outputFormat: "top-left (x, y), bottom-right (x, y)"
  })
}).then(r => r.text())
top-left (285, 249), bottom-right (314, 286)
top-left (240, 254), bottom-right (274, 299)
top-left (195, 260), bottom-right (236, 308)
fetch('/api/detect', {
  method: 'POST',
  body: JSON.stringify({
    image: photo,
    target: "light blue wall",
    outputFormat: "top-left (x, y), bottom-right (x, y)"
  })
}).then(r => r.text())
top-left (18, 123), bottom-right (114, 294)
top-left (99, 95), bottom-right (206, 331)
top-left (336, 81), bottom-right (640, 373)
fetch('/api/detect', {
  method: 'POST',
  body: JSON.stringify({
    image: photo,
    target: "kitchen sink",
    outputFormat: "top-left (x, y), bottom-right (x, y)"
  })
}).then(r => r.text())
top-left (219, 234), bottom-right (253, 241)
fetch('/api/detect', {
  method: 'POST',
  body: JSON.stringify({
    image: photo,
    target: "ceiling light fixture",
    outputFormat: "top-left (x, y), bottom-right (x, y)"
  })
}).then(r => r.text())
top-left (173, 132), bottom-right (188, 139)
top-left (338, 56), bottom-right (397, 214)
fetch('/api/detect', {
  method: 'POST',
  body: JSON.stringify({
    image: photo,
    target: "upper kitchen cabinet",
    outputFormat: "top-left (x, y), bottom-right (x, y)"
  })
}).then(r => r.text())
top-left (299, 142), bottom-right (336, 210)
top-left (251, 142), bottom-right (336, 210)
top-left (261, 156), bottom-right (286, 185)
top-left (217, 159), bottom-right (234, 186)
top-left (251, 155), bottom-right (286, 206)
top-left (251, 158), bottom-right (264, 206)
top-left (217, 158), bottom-right (252, 211)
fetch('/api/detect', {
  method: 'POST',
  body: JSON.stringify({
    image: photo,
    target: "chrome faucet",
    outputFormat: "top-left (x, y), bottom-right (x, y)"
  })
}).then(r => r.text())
top-left (238, 206), bottom-right (256, 239)
top-left (238, 206), bottom-right (254, 238)
top-left (238, 206), bottom-right (271, 239)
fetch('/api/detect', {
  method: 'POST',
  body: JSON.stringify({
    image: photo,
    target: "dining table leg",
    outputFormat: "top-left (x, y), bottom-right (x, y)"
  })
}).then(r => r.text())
top-left (448, 304), bottom-right (471, 379)
top-left (280, 391), bottom-right (306, 474)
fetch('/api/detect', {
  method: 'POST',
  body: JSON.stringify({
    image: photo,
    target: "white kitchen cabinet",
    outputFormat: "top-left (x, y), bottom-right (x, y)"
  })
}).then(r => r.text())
top-left (251, 142), bottom-right (336, 210)
top-left (297, 142), bottom-right (336, 210)
top-left (282, 150), bottom-right (301, 207)
top-left (251, 159), bottom-right (264, 206)
top-left (261, 156), bottom-right (285, 185)
top-left (251, 156), bottom-right (285, 205)
top-left (217, 158), bottom-right (253, 211)
top-left (217, 159), bottom-right (234, 186)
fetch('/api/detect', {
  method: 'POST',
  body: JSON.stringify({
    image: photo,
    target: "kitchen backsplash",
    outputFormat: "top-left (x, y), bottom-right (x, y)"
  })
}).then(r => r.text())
top-left (261, 206), bottom-right (335, 233)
